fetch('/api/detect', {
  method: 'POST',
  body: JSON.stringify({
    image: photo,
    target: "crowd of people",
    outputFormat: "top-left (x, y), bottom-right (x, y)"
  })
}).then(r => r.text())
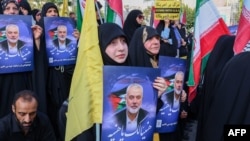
top-left (1, 0), bottom-right (245, 141)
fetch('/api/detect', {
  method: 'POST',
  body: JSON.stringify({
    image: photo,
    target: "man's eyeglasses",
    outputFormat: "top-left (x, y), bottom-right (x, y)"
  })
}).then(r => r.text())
top-left (138, 14), bottom-right (144, 19)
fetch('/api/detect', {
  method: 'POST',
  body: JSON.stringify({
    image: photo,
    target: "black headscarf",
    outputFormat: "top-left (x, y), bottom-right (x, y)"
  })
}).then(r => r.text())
top-left (98, 23), bottom-right (129, 66)
top-left (123, 9), bottom-right (143, 44)
top-left (156, 20), bottom-right (177, 57)
top-left (200, 52), bottom-right (250, 141)
top-left (196, 35), bottom-right (235, 141)
top-left (128, 26), bottom-right (160, 67)
top-left (19, 0), bottom-right (31, 15)
top-left (31, 8), bottom-right (40, 23)
top-left (41, 2), bottom-right (58, 17)
top-left (1, 0), bottom-right (18, 11)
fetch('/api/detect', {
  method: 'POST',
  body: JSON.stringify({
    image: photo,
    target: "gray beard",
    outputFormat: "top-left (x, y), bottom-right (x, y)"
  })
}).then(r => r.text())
top-left (175, 89), bottom-right (182, 95)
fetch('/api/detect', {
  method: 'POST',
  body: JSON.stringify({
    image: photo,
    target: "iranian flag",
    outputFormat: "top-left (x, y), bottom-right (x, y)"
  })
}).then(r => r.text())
top-left (76, 0), bottom-right (85, 32)
top-left (187, 0), bottom-right (230, 103)
top-left (180, 9), bottom-right (187, 25)
top-left (233, 0), bottom-right (250, 55)
top-left (106, 0), bottom-right (123, 27)
top-left (150, 6), bottom-right (159, 28)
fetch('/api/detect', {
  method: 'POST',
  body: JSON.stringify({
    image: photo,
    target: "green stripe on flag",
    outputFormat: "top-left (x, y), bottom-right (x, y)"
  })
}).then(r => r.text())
top-left (77, 0), bottom-right (83, 32)
top-left (106, 5), bottom-right (115, 23)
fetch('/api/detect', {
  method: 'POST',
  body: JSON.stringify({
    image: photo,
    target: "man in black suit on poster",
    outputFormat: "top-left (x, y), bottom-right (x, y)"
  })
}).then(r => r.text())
top-left (114, 83), bottom-right (148, 132)
top-left (52, 25), bottom-right (71, 51)
top-left (165, 71), bottom-right (186, 110)
top-left (0, 24), bottom-right (25, 56)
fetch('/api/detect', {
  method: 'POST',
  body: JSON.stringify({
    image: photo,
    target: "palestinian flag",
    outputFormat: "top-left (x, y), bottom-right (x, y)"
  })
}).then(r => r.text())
top-left (187, 0), bottom-right (230, 103)
top-left (109, 87), bottom-right (127, 111)
top-left (48, 27), bottom-right (58, 40)
top-left (0, 26), bottom-right (6, 42)
top-left (233, 1), bottom-right (250, 54)
top-left (106, 0), bottom-right (123, 27)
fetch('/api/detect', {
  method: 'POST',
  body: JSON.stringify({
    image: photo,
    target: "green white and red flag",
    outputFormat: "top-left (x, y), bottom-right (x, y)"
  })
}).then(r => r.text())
top-left (187, 0), bottom-right (230, 103)
top-left (233, 0), bottom-right (250, 55)
top-left (106, 0), bottom-right (123, 27)
top-left (180, 9), bottom-right (187, 25)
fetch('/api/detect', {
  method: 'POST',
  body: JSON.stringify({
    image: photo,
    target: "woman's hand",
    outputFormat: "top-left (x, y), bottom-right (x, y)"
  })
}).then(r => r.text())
top-left (181, 90), bottom-right (187, 102)
top-left (73, 29), bottom-right (80, 39)
top-left (32, 25), bottom-right (43, 40)
top-left (153, 77), bottom-right (168, 97)
top-left (180, 110), bottom-right (188, 119)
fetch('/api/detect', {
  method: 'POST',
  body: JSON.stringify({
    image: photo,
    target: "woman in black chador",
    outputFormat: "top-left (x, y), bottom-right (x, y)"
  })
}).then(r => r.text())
top-left (195, 35), bottom-right (235, 141)
top-left (199, 51), bottom-right (250, 141)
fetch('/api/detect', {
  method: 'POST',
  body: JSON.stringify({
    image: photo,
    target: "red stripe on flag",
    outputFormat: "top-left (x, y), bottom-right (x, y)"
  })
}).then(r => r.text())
top-left (188, 54), bottom-right (201, 103)
top-left (108, 0), bottom-right (123, 23)
top-left (200, 18), bottom-right (229, 57)
top-left (234, 5), bottom-right (250, 54)
top-left (188, 19), bottom-right (229, 103)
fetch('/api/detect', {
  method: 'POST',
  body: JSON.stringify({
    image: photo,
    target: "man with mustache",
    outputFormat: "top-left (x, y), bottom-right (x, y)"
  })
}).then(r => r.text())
top-left (114, 83), bottom-right (148, 132)
top-left (52, 25), bottom-right (72, 51)
top-left (0, 90), bottom-right (56, 141)
top-left (0, 24), bottom-right (25, 56)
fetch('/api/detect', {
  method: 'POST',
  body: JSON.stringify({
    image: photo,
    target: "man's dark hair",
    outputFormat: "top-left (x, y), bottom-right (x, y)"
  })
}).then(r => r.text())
top-left (12, 90), bottom-right (38, 106)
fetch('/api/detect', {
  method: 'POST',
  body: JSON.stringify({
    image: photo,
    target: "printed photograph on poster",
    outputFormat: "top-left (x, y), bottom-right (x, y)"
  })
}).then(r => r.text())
top-left (102, 66), bottom-right (160, 141)
top-left (155, 56), bottom-right (187, 133)
top-left (0, 15), bottom-right (33, 74)
top-left (44, 17), bottom-right (77, 66)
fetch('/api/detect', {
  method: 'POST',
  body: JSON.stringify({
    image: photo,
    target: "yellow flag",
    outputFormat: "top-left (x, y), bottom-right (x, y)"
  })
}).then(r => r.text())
top-left (61, 0), bottom-right (69, 17)
top-left (65, 0), bottom-right (103, 140)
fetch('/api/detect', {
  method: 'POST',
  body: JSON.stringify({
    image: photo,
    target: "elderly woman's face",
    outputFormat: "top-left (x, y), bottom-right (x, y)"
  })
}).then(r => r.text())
top-left (144, 36), bottom-right (161, 55)
top-left (3, 2), bottom-right (19, 15)
top-left (46, 7), bottom-right (58, 17)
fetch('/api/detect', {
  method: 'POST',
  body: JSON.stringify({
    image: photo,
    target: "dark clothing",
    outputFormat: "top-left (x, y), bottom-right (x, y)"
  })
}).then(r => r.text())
top-left (199, 52), bottom-right (250, 141)
top-left (0, 112), bottom-right (56, 141)
top-left (19, 0), bottom-right (32, 15)
top-left (52, 38), bottom-right (72, 49)
top-left (31, 9), bottom-right (40, 23)
top-left (196, 35), bottom-right (235, 141)
top-left (39, 3), bottom-right (74, 138)
top-left (156, 20), bottom-right (177, 57)
top-left (0, 40), bottom-right (25, 54)
top-left (123, 9), bottom-right (143, 44)
top-left (0, 73), bottom-right (33, 118)
top-left (114, 108), bottom-right (148, 130)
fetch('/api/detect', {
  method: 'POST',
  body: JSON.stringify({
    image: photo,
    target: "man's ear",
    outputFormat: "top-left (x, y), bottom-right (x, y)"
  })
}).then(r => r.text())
top-left (12, 105), bottom-right (15, 113)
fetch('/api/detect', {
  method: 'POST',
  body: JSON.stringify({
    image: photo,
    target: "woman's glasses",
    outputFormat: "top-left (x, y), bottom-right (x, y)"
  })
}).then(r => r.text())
top-left (138, 14), bottom-right (144, 19)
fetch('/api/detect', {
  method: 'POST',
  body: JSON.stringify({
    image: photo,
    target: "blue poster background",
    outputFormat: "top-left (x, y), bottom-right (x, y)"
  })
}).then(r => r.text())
top-left (155, 56), bottom-right (186, 133)
top-left (102, 66), bottom-right (160, 141)
top-left (44, 17), bottom-right (77, 66)
top-left (0, 15), bottom-right (33, 74)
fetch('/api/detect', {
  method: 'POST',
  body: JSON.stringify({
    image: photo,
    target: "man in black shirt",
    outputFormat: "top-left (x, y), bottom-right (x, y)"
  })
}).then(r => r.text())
top-left (0, 90), bottom-right (57, 141)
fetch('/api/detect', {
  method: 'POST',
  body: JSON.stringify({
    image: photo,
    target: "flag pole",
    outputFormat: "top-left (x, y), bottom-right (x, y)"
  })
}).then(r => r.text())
top-left (104, 0), bottom-right (108, 23)
top-left (95, 1), bottom-right (103, 24)
top-left (95, 1), bottom-right (103, 140)
top-left (96, 123), bottom-right (100, 141)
